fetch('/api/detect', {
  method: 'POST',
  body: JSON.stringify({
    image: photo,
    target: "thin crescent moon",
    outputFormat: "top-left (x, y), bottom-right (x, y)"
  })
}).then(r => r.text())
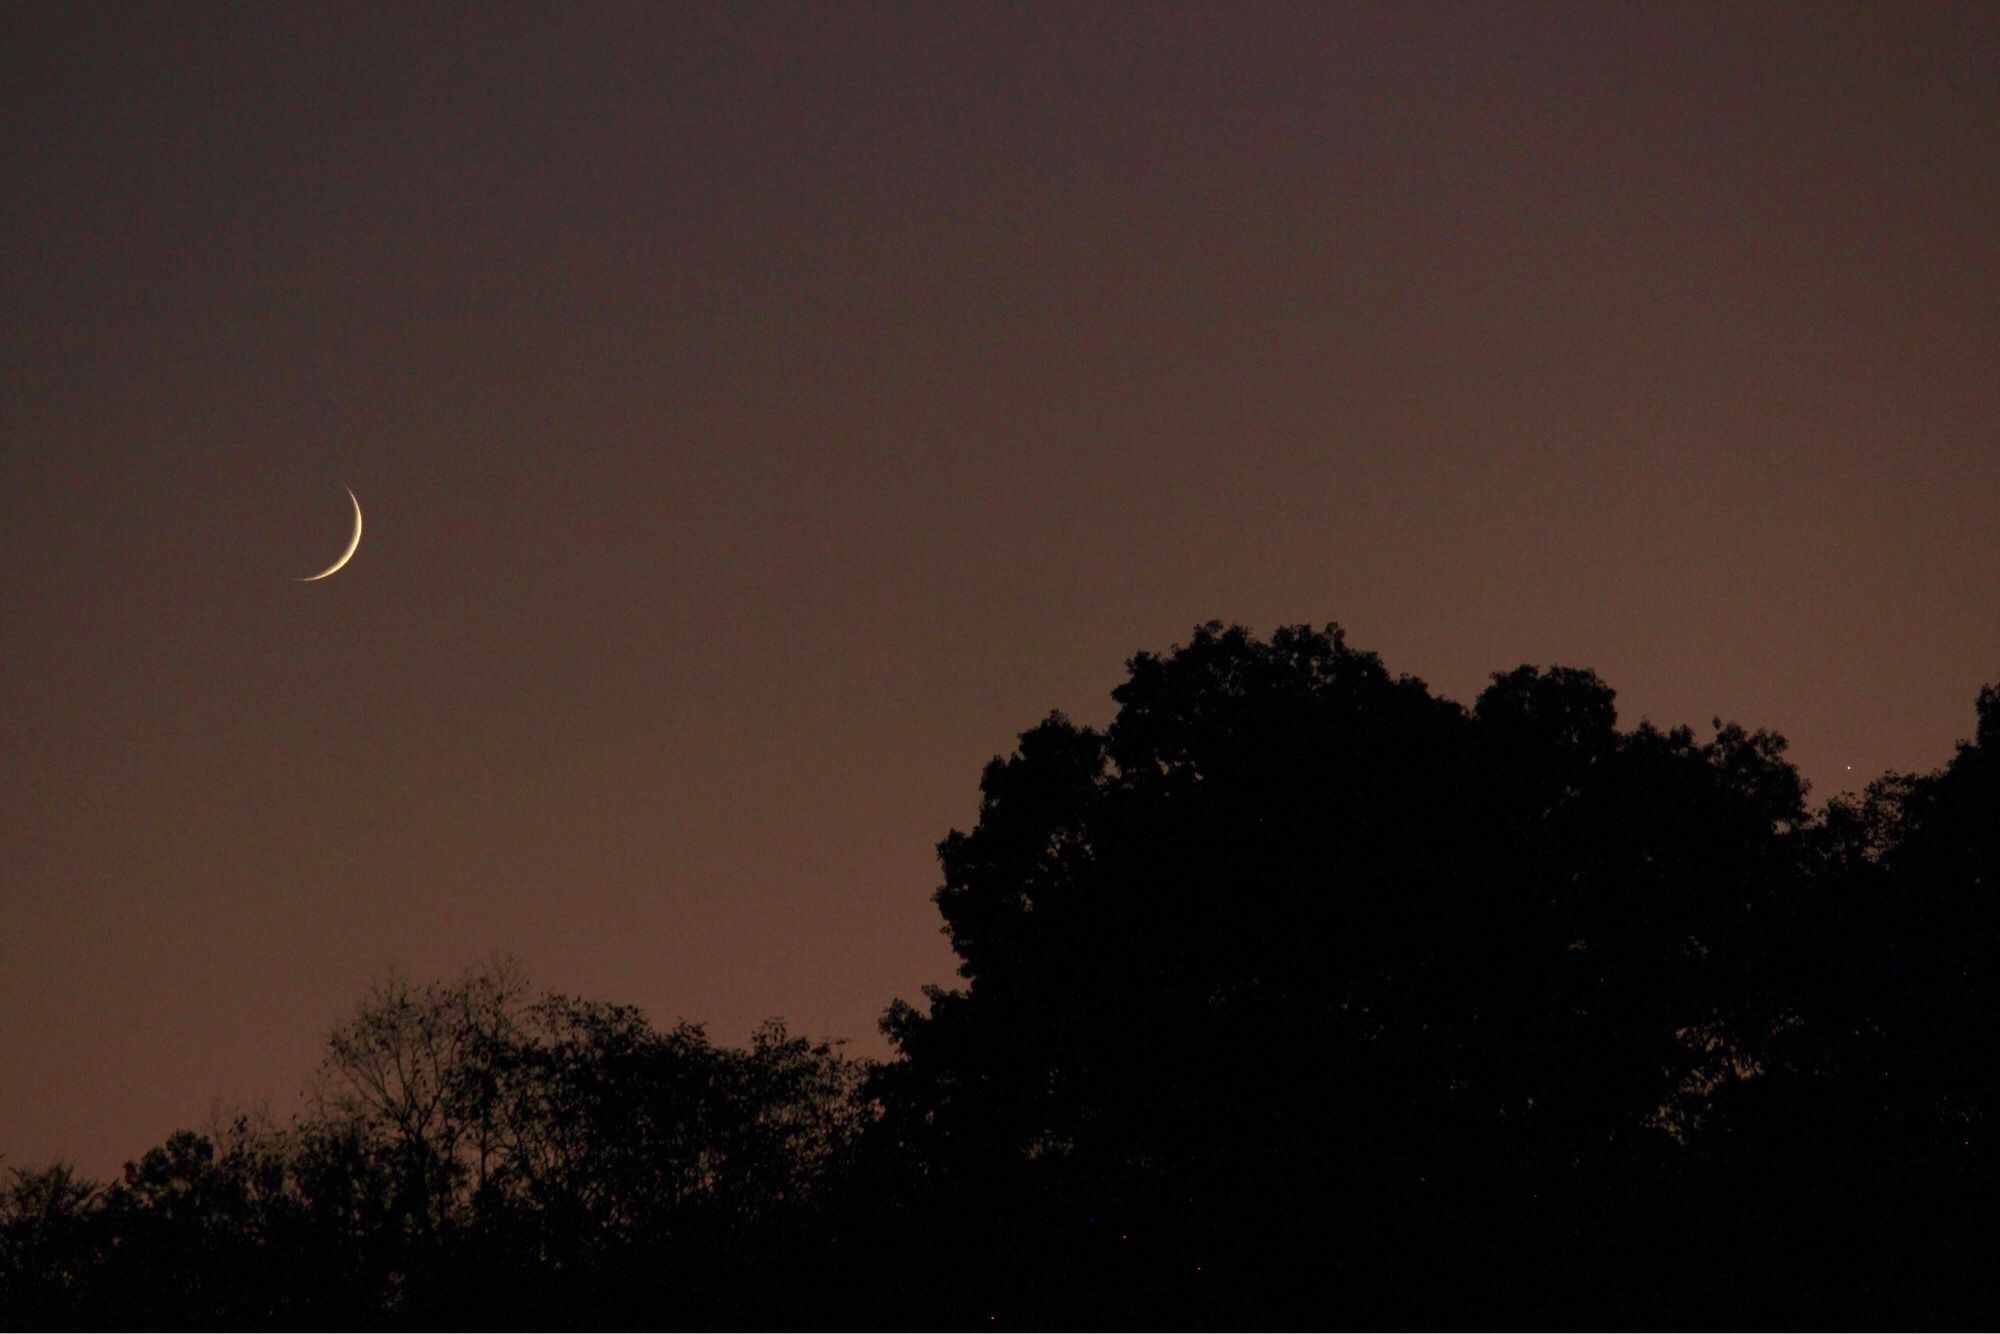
top-left (298, 487), bottom-right (363, 581)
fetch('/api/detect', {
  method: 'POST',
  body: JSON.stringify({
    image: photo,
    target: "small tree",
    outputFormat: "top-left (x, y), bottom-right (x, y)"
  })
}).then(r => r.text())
top-left (313, 961), bottom-right (531, 1234)
top-left (0, 1161), bottom-right (100, 1324)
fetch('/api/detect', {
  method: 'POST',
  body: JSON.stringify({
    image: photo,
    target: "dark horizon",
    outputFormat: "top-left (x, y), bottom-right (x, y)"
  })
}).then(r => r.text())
top-left (5, 0), bottom-right (1999, 1187)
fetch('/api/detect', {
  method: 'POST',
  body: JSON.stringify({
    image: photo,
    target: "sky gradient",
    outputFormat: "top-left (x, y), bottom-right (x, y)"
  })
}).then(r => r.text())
top-left (5, 0), bottom-right (1998, 1177)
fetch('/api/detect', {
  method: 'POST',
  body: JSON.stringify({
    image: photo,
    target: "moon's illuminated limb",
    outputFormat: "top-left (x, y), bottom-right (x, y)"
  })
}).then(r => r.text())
top-left (298, 487), bottom-right (363, 581)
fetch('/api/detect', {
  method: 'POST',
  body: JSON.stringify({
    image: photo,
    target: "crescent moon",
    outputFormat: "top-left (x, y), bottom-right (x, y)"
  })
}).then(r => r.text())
top-left (298, 487), bottom-right (363, 581)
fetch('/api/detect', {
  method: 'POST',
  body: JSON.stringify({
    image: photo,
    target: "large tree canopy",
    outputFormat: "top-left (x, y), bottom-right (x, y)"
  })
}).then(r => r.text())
top-left (876, 623), bottom-right (1975, 1325)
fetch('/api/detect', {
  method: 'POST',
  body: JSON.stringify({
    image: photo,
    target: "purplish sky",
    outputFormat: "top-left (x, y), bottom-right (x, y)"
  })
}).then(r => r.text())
top-left (5, 1), bottom-right (1996, 1176)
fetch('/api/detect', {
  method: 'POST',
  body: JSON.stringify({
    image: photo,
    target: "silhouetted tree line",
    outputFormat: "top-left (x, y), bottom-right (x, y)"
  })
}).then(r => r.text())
top-left (5, 623), bottom-right (1997, 1328)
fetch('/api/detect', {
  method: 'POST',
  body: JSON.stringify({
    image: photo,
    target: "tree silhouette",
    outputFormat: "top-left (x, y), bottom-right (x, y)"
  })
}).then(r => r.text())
top-left (5, 625), bottom-right (1997, 1328)
top-left (1690, 681), bottom-right (2000, 1323)
top-left (876, 623), bottom-right (1823, 1324)
top-left (2, 966), bottom-right (868, 1327)
top-left (0, 1162), bottom-right (99, 1326)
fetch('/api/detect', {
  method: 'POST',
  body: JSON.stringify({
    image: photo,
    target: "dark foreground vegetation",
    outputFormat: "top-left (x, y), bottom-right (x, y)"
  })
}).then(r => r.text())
top-left (6, 624), bottom-right (1997, 1328)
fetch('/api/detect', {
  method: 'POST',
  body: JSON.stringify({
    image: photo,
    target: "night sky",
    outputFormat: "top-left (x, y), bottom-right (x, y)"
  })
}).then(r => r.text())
top-left (5, 1), bottom-right (1996, 1179)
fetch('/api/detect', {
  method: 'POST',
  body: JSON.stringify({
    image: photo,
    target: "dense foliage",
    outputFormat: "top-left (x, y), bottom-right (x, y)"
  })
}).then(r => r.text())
top-left (5, 624), bottom-right (1996, 1327)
